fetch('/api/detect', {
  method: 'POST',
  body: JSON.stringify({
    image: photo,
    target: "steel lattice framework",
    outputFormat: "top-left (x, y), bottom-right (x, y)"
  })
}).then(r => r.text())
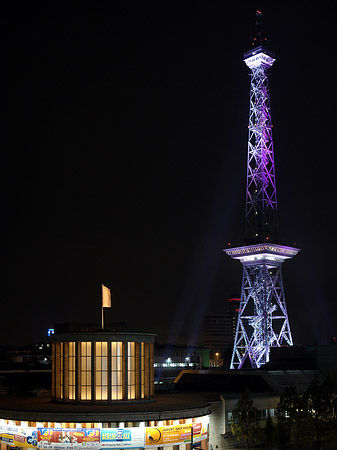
top-left (246, 56), bottom-right (278, 242)
top-left (224, 13), bottom-right (300, 369)
top-left (225, 244), bottom-right (299, 368)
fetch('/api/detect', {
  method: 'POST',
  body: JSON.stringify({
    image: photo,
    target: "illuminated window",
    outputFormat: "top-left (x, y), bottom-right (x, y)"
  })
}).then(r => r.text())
top-left (95, 342), bottom-right (108, 400)
top-left (60, 342), bottom-right (64, 399)
top-left (111, 342), bottom-right (123, 400)
top-left (52, 334), bottom-right (154, 403)
top-left (141, 342), bottom-right (145, 398)
top-left (128, 342), bottom-right (136, 399)
top-left (80, 342), bottom-right (91, 400)
top-left (68, 342), bottom-right (76, 400)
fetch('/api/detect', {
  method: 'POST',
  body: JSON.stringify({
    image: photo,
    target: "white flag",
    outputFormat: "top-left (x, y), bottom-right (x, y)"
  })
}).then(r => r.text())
top-left (102, 284), bottom-right (111, 308)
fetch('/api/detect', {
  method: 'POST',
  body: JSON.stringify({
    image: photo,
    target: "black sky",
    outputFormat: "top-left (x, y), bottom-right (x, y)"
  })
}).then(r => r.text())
top-left (2, 2), bottom-right (337, 347)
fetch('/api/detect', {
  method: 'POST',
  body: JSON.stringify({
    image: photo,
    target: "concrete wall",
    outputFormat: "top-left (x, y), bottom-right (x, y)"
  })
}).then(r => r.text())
top-left (208, 401), bottom-right (225, 450)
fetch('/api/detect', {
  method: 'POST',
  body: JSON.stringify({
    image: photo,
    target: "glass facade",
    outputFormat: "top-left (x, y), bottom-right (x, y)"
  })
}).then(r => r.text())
top-left (68, 342), bottom-right (76, 400)
top-left (80, 342), bottom-right (91, 400)
top-left (95, 342), bottom-right (108, 400)
top-left (127, 342), bottom-right (136, 400)
top-left (141, 342), bottom-right (145, 399)
top-left (111, 342), bottom-right (123, 400)
top-left (60, 342), bottom-right (63, 399)
top-left (52, 333), bottom-right (154, 403)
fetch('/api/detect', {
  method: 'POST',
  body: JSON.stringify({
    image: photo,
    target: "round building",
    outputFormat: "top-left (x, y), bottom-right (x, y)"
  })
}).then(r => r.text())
top-left (52, 331), bottom-right (155, 403)
top-left (0, 328), bottom-right (211, 450)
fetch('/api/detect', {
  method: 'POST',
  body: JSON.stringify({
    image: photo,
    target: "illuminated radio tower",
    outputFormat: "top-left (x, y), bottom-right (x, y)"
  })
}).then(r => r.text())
top-left (224, 12), bottom-right (300, 369)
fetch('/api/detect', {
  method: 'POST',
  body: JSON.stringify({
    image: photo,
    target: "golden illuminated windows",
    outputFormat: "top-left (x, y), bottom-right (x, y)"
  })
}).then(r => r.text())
top-left (52, 335), bottom-right (153, 403)
top-left (95, 342), bottom-right (108, 400)
top-left (128, 342), bottom-right (136, 399)
top-left (60, 342), bottom-right (64, 399)
top-left (66, 342), bottom-right (76, 400)
top-left (141, 342), bottom-right (145, 398)
top-left (111, 342), bottom-right (123, 400)
top-left (80, 342), bottom-right (91, 400)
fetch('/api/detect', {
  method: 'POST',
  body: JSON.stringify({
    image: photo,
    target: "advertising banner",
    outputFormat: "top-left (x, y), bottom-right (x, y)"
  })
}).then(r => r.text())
top-left (0, 421), bottom-right (207, 449)
top-left (145, 423), bottom-right (208, 447)
top-left (0, 425), bottom-right (38, 448)
top-left (100, 428), bottom-right (145, 448)
top-left (38, 428), bottom-right (100, 449)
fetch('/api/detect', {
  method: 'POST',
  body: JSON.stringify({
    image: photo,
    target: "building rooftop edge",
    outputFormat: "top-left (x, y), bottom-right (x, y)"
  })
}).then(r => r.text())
top-left (0, 394), bottom-right (211, 422)
top-left (52, 331), bottom-right (156, 342)
top-left (223, 242), bottom-right (300, 259)
top-left (243, 45), bottom-right (275, 60)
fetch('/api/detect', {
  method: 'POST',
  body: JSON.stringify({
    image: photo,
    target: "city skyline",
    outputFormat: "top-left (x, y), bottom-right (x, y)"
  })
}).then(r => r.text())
top-left (2, 2), bottom-right (337, 348)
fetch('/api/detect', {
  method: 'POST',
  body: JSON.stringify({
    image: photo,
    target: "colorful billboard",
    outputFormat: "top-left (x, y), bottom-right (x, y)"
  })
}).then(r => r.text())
top-left (38, 428), bottom-right (100, 449)
top-left (0, 425), bottom-right (38, 448)
top-left (0, 421), bottom-right (208, 449)
top-left (145, 423), bottom-right (208, 447)
top-left (100, 428), bottom-right (145, 448)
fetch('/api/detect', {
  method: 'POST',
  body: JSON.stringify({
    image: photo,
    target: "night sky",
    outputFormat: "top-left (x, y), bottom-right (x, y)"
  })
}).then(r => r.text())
top-left (2, 2), bottom-right (337, 348)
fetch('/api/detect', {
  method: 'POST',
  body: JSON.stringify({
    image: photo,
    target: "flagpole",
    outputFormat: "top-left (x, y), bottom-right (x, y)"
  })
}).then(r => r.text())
top-left (101, 284), bottom-right (111, 331)
top-left (101, 283), bottom-right (104, 330)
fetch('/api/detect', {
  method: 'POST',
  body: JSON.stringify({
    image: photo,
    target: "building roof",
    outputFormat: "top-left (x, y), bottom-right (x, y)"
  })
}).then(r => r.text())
top-left (173, 368), bottom-right (323, 395)
top-left (174, 369), bottom-right (274, 393)
top-left (0, 392), bottom-right (212, 422)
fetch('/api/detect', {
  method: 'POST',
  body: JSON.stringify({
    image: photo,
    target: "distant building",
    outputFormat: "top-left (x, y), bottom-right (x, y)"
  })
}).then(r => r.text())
top-left (203, 299), bottom-right (239, 366)
top-left (264, 344), bottom-right (337, 374)
top-left (154, 343), bottom-right (210, 386)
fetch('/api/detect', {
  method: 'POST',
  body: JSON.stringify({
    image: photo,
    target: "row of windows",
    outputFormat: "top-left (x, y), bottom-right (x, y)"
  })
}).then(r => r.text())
top-left (54, 341), bottom-right (151, 402)
top-left (228, 408), bottom-right (275, 424)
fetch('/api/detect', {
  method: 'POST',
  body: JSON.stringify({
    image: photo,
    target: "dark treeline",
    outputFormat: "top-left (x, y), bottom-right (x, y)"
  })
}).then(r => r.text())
top-left (231, 369), bottom-right (337, 449)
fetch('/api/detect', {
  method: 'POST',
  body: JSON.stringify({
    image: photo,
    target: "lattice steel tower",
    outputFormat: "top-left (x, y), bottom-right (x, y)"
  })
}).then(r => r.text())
top-left (224, 12), bottom-right (300, 369)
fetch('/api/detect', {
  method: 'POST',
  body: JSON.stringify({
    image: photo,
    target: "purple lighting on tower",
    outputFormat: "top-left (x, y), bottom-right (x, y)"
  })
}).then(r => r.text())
top-left (244, 40), bottom-right (277, 244)
top-left (224, 12), bottom-right (300, 369)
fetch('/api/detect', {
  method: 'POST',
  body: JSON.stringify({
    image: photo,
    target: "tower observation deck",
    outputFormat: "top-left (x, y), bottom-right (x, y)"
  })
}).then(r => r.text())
top-left (224, 12), bottom-right (300, 369)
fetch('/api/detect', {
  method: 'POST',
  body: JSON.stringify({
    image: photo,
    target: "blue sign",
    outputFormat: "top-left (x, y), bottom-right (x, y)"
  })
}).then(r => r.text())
top-left (101, 429), bottom-right (131, 442)
top-left (100, 428), bottom-right (145, 448)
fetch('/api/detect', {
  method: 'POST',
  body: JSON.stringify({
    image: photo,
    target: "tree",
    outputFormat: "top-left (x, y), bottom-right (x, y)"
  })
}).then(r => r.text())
top-left (275, 385), bottom-right (313, 449)
top-left (264, 416), bottom-right (274, 450)
top-left (271, 422), bottom-right (283, 449)
top-left (231, 387), bottom-right (261, 450)
top-left (321, 369), bottom-right (337, 449)
top-left (305, 376), bottom-right (329, 449)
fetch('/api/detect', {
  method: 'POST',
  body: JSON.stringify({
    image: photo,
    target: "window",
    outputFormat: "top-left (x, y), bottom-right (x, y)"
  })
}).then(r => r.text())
top-left (141, 342), bottom-right (145, 398)
top-left (257, 409), bottom-right (269, 421)
top-left (111, 342), bottom-right (123, 400)
top-left (68, 342), bottom-right (76, 400)
top-left (80, 342), bottom-right (91, 400)
top-left (60, 342), bottom-right (64, 399)
top-left (95, 342), bottom-right (108, 400)
top-left (128, 342), bottom-right (136, 399)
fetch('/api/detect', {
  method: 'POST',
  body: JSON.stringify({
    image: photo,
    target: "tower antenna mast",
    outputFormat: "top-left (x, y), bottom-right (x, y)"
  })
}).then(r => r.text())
top-left (224, 12), bottom-right (300, 369)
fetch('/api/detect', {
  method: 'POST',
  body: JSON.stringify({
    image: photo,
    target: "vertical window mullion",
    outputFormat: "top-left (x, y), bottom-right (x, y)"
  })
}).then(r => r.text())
top-left (68, 342), bottom-right (76, 400)
top-left (80, 342), bottom-right (92, 400)
top-left (128, 342), bottom-right (136, 400)
top-left (141, 342), bottom-right (145, 399)
top-left (111, 342), bottom-right (123, 400)
top-left (95, 342), bottom-right (108, 400)
top-left (60, 342), bottom-right (64, 400)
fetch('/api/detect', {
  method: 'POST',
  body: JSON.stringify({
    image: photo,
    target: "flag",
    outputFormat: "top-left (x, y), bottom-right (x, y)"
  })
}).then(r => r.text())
top-left (102, 284), bottom-right (111, 308)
